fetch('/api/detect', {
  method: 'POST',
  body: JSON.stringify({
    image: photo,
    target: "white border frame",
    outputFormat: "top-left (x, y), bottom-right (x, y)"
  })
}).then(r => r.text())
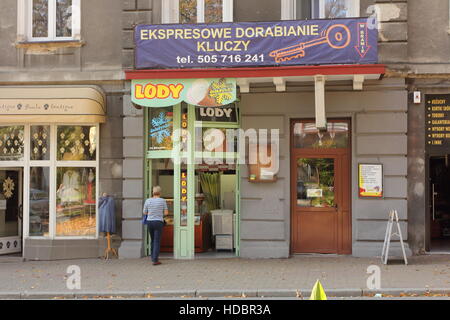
top-left (282, 0), bottom-right (360, 20)
top-left (18, 0), bottom-right (81, 42)
top-left (0, 123), bottom-right (99, 241)
top-left (162, 0), bottom-right (233, 24)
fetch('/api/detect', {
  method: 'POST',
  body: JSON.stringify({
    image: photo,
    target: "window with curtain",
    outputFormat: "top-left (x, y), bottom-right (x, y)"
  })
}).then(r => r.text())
top-left (25, 0), bottom-right (80, 41)
top-left (164, 0), bottom-right (233, 24)
top-left (289, 0), bottom-right (360, 20)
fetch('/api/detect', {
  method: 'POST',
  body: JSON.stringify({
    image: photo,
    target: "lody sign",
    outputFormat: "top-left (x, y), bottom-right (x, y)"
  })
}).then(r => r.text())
top-left (132, 78), bottom-right (236, 108)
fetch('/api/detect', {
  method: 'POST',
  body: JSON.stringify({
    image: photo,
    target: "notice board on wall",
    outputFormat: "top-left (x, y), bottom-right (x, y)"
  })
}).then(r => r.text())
top-left (358, 163), bottom-right (383, 198)
top-left (426, 94), bottom-right (450, 151)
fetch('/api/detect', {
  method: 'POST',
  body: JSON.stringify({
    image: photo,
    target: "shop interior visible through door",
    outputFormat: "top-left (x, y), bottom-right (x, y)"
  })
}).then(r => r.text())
top-left (429, 156), bottom-right (450, 252)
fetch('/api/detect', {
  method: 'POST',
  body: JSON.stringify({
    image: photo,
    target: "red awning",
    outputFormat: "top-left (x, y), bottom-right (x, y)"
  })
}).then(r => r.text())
top-left (125, 64), bottom-right (385, 80)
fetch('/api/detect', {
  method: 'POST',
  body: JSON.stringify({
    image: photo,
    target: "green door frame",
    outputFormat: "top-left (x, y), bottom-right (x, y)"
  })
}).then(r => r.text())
top-left (144, 103), bottom-right (241, 259)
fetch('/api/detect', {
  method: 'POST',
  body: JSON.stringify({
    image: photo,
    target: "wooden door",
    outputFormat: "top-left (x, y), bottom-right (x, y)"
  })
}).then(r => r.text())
top-left (290, 120), bottom-right (351, 254)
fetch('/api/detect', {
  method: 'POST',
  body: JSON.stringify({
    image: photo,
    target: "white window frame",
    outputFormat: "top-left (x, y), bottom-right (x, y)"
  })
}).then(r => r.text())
top-left (281, 0), bottom-right (360, 20)
top-left (17, 0), bottom-right (81, 42)
top-left (0, 123), bottom-right (99, 240)
top-left (162, 0), bottom-right (233, 24)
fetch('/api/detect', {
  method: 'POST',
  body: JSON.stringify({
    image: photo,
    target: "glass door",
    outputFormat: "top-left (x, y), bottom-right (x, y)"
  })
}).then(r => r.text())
top-left (292, 156), bottom-right (339, 253)
top-left (0, 168), bottom-right (23, 255)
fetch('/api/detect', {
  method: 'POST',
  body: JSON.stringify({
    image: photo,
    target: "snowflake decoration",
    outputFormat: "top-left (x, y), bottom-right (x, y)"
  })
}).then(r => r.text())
top-left (3, 177), bottom-right (15, 199)
top-left (150, 112), bottom-right (172, 144)
top-left (208, 79), bottom-right (234, 105)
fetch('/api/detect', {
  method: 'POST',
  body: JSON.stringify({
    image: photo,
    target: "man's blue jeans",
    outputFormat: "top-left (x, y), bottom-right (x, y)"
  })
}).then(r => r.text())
top-left (148, 220), bottom-right (164, 262)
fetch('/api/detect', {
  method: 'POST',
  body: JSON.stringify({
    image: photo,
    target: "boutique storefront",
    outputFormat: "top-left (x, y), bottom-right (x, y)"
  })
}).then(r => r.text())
top-left (0, 86), bottom-right (107, 260)
top-left (122, 17), bottom-right (412, 259)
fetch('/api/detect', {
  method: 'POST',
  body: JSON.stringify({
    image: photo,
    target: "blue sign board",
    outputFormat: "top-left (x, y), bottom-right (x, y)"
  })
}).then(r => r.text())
top-left (135, 18), bottom-right (378, 69)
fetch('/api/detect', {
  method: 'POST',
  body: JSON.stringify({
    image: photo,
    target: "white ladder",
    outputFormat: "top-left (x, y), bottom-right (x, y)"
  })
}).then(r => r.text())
top-left (381, 210), bottom-right (408, 265)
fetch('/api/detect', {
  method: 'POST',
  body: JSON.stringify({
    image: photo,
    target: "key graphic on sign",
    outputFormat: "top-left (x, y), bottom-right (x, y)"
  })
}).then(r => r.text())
top-left (269, 24), bottom-right (351, 63)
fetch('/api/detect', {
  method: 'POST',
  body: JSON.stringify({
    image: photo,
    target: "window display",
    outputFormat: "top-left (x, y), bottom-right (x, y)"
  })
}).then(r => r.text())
top-left (148, 107), bottom-right (174, 151)
top-left (0, 126), bottom-right (24, 161)
top-left (56, 167), bottom-right (96, 237)
top-left (57, 126), bottom-right (97, 161)
top-left (29, 167), bottom-right (49, 236)
top-left (30, 126), bottom-right (50, 161)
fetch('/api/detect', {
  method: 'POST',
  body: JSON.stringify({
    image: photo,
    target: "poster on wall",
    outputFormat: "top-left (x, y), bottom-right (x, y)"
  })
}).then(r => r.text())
top-left (358, 164), bottom-right (383, 198)
top-left (135, 18), bottom-right (378, 69)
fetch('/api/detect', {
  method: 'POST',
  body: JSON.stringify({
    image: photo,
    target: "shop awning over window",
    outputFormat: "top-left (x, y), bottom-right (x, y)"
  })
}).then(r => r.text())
top-left (0, 86), bottom-right (106, 123)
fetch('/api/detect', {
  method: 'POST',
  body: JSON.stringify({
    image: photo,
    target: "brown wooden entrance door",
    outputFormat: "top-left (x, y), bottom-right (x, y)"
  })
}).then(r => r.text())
top-left (290, 120), bottom-right (351, 254)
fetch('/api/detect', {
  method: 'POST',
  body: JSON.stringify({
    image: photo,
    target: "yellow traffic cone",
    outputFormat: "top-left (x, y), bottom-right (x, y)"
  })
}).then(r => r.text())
top-left (310, 280), bottom-right (327, 300)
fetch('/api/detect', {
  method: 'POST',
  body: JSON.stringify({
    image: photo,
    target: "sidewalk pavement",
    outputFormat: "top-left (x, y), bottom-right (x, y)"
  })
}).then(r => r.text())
top-left (0, 254), bottom-right (449, 299)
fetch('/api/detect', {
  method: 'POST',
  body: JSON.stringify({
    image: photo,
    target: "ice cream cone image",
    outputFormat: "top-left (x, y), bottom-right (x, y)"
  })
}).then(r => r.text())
top-left (186, 79), bottom-right (217, 107)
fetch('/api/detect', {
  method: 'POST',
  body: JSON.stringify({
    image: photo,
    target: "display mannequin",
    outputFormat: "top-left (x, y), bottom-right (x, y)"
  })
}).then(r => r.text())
top-left (99, 192), bottom-right (117, 259)
top-left (85, 169), bottom-right (95, 204)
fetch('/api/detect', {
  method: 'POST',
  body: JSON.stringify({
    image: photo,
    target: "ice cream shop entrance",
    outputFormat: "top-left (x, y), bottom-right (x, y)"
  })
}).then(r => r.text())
top-left (144, 101), bottom-right (241, 260)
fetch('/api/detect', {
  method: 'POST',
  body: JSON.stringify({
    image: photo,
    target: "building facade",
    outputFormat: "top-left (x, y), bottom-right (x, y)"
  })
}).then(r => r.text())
top-left (0, 0), bottom-right (124, 259)
top-left (1, 0), bottom-right (449, 261)
top-left (119, 0), bottom-right (414, 259)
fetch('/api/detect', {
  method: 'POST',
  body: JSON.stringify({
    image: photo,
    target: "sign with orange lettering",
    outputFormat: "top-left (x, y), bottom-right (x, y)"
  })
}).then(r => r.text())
top-left (132, 78), bottom-right (236, 108)
top-left (180, 170), bottom-right (188, 226)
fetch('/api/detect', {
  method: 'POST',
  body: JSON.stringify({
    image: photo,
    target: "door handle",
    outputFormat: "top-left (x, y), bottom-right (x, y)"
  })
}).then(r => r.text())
top-left (18, 204), bottom-right (23, 220)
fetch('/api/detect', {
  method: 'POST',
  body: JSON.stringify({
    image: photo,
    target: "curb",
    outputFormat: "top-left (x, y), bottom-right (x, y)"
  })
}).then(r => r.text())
top-left (1, 288), bottom-right (449, 299)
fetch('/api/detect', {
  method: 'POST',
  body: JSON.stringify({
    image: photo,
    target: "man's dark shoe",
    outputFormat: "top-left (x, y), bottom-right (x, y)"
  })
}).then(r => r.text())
top-left (152, 261), bottom-right (161, 265)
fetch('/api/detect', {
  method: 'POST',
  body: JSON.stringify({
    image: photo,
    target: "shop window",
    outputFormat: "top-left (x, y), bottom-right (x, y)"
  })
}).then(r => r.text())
top-left (162, 0), bottom-right (233, 24)
top-left (57, 125), bottom-right (97, 161)
top-left (18, 0), bottom-right (81, 42)
top-left (195, 127), bottom-right (238, 153)
top-left (0, 126), bottom-right (25, 161)
top-left (148, 107), bottom-right (174, 151)
top-left (29, 167), bottom-right (50, 236)
top-left (281, 0), bottom-right (359, 20)
top-left (56, 167), bottom-right (96, 237)
top-left (293, 122), bottom-right (349, 149)
top-left (30, 125), bottom-right (50, 161)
